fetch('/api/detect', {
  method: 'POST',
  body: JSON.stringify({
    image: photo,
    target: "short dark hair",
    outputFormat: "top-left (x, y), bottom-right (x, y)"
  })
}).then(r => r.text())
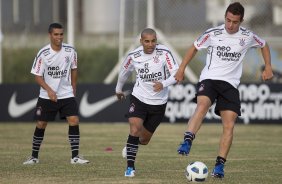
top-left (225, 2), bottom-right (244, 21)
top-left (48, 23), bottom-right (63, 33)
top-left (141, 28), bottom-right (156, 38)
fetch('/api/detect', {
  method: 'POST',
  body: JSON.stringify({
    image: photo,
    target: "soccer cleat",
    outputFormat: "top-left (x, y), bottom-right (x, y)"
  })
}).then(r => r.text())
top-left (177, 141), bottom-right (191, 155)
top-left (124, 167), bottom-right (135, 177)
top-left (122, 146), bottom-right (127, 158)
top-left (211, 164), bottom-right (224, 178)
top-left (71, 155), bottom-right (89, 164)
top-left (23, 156), bottom-right (39, 165)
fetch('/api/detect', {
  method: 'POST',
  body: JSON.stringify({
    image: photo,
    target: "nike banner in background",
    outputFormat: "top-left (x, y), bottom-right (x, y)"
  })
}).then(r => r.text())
top-left (0, 83), bottom-right (133, 122)
top-left (8, 92), bottom-right (37, 118)
top-left (1, 84), bottom-right (40, 121)
top-left (80, 90), bottom-right (131, 118)
top-left (0, 83), bottom-right (282, 124)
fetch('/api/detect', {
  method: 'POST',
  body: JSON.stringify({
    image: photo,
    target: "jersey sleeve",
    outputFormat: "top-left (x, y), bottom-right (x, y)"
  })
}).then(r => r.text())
top-left (71, 50), bottom-right (78, 69)
top-left (30, 55), bottom-right (44, 76)
top-left (250, 33), bottom-right (266, 48)
top-left (194, 31), bottom-right (211, 50)
top-left (115, 54), bottom-right (135, 93)
top-left (162, 50), bottom-right (179, 88)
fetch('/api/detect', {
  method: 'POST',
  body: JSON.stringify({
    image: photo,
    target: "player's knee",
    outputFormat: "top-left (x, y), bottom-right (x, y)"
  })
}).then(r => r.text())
top-left (67, 116), bottom-right (79, 126)
top-left (223, 121), bottom-right (235, 130)
top-left (36, 121), bottom-right (47, 129)
top-left (130, 128), bottom-right (140, 136)
top-left (130, 125), bottom-right (143, 136)
top-left (223, 123), bottom-right (234, 136)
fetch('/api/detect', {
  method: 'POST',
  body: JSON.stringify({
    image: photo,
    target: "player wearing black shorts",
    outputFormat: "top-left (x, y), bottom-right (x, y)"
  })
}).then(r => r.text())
top-left (34, 98), bottom-right (79, 121)
top-left (23, 23), bottom-right (89, 165)
top-left (194, 79), bottom-right (241, 117)
top-left (128, 95), bottom-right (167, 134)
top-left (115, 28), bottom-right (179, 177)
top-left (175, 2), bottom-right (273, 178)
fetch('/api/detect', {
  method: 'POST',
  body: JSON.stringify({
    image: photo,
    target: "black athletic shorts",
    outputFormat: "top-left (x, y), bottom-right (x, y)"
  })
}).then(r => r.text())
top-left (34, 97), bottom-right (79, 121)
top-left (127, 95), bottom-right (167, 133)
top-left (193, 79), bottom-right (241, 116)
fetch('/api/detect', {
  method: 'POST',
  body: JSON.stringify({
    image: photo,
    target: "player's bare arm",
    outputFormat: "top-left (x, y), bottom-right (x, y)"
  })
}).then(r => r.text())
top-left (260, 43), bottom-right (274, 81)
top-left (175, 45), bottom-right (198, 83)
top-left (71, 69), bottom-right (78, 96)
top-left (34, 75), bottom-right (57, 102)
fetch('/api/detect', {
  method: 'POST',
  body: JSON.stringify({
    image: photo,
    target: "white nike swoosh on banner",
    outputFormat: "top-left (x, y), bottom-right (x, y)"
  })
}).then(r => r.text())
top-left (79, 90), bottom-right (130, 118)
top-left (8, 92), bottom-right (37, 118)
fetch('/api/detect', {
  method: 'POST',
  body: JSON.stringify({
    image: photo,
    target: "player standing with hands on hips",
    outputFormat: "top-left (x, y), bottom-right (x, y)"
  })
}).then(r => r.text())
top-left (115, 28), bottom-right (179, 177)
top-left (23, 23), bottom-right (89, 165)
top-left (175, 2), bottom-right (273, 178)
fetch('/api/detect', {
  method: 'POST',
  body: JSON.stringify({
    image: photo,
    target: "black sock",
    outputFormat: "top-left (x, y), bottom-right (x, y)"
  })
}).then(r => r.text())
top-left (126, 135), bottom-right (139, 169)
top-left (69, 125), bottom-right (80, 158)
top-left (31, 127), bottom-right (45, 158)
top-left (184, 131), bottom-right (195, 144)
top-left (215, 156), bottom-right (226, 166)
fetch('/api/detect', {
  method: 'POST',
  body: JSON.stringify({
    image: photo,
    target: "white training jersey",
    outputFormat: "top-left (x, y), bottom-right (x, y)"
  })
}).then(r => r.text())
top-left (116, 44), bottom-right (179, 105)
top-left (194, 24), bottom-right (266, 88)
top-left (31, 43), bottom-right (77, 99)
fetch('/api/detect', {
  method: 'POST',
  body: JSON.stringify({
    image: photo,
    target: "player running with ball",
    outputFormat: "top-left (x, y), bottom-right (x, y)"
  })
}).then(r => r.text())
top-left (115, 28), bottom-right (179, 177)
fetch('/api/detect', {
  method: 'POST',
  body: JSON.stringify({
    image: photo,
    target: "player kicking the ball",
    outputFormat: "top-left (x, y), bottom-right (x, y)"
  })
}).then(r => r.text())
top-left (175, 2), bottom-right (273, 179)
top-left (115, 28), bottom-right (179, 177)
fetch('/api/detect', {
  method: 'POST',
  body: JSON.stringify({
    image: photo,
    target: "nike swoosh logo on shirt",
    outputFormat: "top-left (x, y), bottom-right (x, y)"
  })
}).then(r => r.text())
top-left (79, 90), bottom-right (130, 118)
top-left (8, 92), bottom-right (37, 118)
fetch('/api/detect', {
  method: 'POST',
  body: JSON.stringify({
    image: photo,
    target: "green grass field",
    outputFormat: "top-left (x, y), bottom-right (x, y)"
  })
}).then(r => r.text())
top-left (1, 122), bottom-right (282, 184)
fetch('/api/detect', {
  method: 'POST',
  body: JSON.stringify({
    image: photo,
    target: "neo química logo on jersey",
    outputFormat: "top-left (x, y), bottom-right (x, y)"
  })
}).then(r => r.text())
top-left (138, 63), bottom-right (162, 82)
top-left (216, 46), bottom-right (241, 62)
top-left (48, 66), bottom-right (67, 78)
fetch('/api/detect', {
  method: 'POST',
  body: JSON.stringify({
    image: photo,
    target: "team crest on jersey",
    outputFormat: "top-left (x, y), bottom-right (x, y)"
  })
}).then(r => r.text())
top-left (239, 38), bottom-right (245, 46)
top-left (198, 84), bottom-right (205, 92)
top-left (153, 50), bottom-right (162, 63)
top-left (153, 54), bottom-right (160, 63)
top-left (153, 56), bottom-right (159, 63)
top-left (134, 52), bottom-right (141, 58)
top-left (129, 103), bottom-right (135, 113)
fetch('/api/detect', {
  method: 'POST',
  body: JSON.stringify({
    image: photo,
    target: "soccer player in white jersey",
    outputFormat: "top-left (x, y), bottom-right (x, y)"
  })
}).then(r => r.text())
top-left (175, 2), bottom-right (273, 178)
top-left (115, 28), bottom-right (179, 177)
top-left (23, 23), bottom-right (89, 165)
